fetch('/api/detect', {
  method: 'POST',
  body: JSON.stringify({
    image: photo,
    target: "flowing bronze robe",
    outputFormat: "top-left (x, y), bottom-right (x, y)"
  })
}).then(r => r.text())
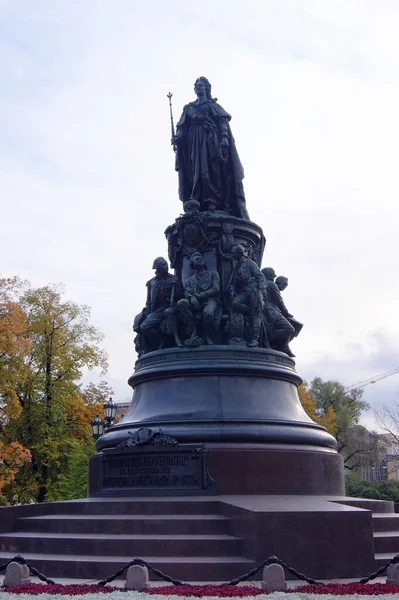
top-left (175, 100), bottom-right (249, 220)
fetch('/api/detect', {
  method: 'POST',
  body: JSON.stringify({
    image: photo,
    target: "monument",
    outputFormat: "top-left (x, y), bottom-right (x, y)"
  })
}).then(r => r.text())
top-left (89, 76), bottom-right (342, 497)
top-left (0, 78), bottom-right (391, 582)
top-left (87, 78), bottom-right (377, 579)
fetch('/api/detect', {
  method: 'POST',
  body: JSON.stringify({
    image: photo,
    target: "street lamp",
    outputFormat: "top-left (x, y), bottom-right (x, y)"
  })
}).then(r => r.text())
top-left (104, 397), bottom-right (117, 427)
top-left (90, 397), bottom-right (118, 439)
top-left (91, 415), bottom-right (105, 440)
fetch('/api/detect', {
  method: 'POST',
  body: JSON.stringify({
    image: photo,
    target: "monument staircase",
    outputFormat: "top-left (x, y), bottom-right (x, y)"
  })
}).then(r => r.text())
top-left (332, 497), bottom-right (399, 570)
top-left (372, 510), bottom-right (399, 568)
top-left (0, 498), bottom-right (255, 581)
top-left (373, 512), bottom-right (399, 568)
top-left (1, 496), bottom-right (399, 581)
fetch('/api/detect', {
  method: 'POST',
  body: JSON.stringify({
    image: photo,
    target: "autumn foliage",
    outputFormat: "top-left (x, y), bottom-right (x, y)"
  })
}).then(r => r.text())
top-left (0, 276), bottom-right (111, 504)
top-left (0, 278), bottom-right (32, 496)
top-left (298, 381), bottom-right (337, 435)
top-left (0, 440), bottom-right (31, 492)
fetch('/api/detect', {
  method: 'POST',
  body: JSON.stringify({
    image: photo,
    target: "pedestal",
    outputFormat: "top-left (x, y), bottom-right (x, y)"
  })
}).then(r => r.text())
top-left (90, 347), bottom-right (344, 496)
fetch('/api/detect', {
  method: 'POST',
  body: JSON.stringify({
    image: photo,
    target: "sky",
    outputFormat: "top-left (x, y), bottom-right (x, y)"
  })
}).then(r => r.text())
top-left (1, 0), bottom-right (399, 430)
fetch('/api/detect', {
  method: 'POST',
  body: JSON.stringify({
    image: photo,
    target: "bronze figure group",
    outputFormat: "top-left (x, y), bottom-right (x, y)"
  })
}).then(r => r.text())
top-left (133, 77), bottom-right (303, 358)
top-left (134, 251), bottom-right (301, 356)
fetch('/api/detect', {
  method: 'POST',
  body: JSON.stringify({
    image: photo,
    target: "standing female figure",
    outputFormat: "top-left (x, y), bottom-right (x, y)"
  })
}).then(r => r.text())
top-left (172, 77), bottom-right (249, 220)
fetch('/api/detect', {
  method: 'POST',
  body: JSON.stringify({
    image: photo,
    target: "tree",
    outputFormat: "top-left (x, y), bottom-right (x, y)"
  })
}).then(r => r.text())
top-left (0, 278), bottom-right (30, 421)
top-left (0, 279), bottom-right (109, 503)
top-left (374, 404), bottom-right (399, 480)
top-left (0, 277), bottom-right (32, 497)
top-left (0, 440), bottom-right (31, 495)
top-left (48, 381), bottom-right (113, 501)
top-left (308, 377), bottom-right (378, 470)
top-left (298, 382), bottom-right (336, 435)
top-left (376, 404), bottom-right (399, 446)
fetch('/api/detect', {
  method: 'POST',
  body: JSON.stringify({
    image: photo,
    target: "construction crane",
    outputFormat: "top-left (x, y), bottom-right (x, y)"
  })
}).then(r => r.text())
top-left (344, 366), bottom-right (399, 393)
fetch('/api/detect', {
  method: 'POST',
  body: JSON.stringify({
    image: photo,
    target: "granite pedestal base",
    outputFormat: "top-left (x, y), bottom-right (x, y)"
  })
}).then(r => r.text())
top-left (90, 346), bottom-right (344, 497)
top-left (0, 495), bottom-right (388, 580)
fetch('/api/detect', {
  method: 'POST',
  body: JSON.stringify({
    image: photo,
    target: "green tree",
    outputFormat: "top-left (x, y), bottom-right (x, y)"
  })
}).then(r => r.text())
top-left (298, 381), bottom-right (337, 435)
top-left (49, 438), bottom-right (96, 501)
top-left (0, 277), bottom-right (32, 500)
top-left (1, 280), bottom-right (109, 503)
top-left (309, 378), bottom-right (378, 470)
top-left (48, 381), bottom-right (113, 500)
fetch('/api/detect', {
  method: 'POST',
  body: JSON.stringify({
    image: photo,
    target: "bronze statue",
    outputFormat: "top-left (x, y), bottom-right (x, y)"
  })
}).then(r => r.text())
top-left (228, 245), bottom-right (268, 347)
top-left (172, 77), bottom-right (249, 220)
top-left (178, 252), bottom-right (221, 347)
top-left (275, 275), bottom-right (303, 340)
top-left (275, 276), bottom-right (288, 292)
top-left (130, 80), bottom-right (303, 356)
top-left (262, 268), bottom-right (296, 357)
top-left (133, 257), bottom-right (183, 354)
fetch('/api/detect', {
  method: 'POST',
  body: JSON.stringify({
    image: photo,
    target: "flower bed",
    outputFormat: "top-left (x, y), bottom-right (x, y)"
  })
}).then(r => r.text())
top-left (2, 582), bottom-right (399, 600)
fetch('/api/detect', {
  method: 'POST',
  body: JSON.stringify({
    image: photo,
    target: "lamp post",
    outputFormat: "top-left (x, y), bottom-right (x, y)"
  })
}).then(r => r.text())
top-left (103, 397), bottom-right (117, 429)
top-left (90, 397), bottom-right (117, 439)
top-left (91, 415), bottom-right (105, 440)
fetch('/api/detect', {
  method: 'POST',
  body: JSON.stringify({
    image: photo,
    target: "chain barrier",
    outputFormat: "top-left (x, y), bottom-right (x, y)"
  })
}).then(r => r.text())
top-left (227, 555), bottom-right (321, 586)
top-left (0, 555), bottom-right (55, 585)
top-left (359, 553), bottom-right (399, 583)
top-left (2, 553), bottom-right (399, 588)
top-left (97, 557), bottom-right (183, 586)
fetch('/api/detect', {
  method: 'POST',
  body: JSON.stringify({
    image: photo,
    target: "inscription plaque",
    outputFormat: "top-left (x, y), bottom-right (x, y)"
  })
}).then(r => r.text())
top-left (100, 444), bottom-right (215, 496)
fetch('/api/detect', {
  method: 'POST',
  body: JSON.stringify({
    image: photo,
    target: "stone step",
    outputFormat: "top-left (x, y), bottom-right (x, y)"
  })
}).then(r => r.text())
top-left (32, 499), bottom-right (222, 516)
top-left (335, 499), bottom-right (395, 513)
top-left (16, 514), bottom-right (230, 535)
top-left (373, 531), bottom-right (399, 554)
top-left (0, 551), bottom-right (254, 581)
top-left (374, 552), bottom-right (399, 569)
top-left (0, 532), bottom-right (241, 558)
top-left (372, 514), bottom-right (399, 532)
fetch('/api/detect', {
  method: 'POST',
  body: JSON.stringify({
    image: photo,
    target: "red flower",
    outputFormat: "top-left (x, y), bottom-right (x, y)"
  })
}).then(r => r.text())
top-left (147, 585), bottom-right (263, 597)
top-left (293, 583), bottom-right (399, 595)
top-left (3, 581), bottom-right (399, 596)
top-left (1, 584), bottom-right (125, 595)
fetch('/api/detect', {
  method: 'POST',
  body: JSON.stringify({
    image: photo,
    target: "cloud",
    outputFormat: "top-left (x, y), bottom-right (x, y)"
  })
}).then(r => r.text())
top-left (1, 0), bottom-right (399, 421)
top-left (298, 330), bottom-right (399, 431)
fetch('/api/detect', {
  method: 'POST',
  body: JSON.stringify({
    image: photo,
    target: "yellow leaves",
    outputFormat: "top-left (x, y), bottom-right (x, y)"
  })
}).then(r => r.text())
top-left (0, 276), bottom-right (109, 502)
top-left (2, 390), bottom-right (22, 421)
top-left (316, 405), bottom-right (337, 436)
top-left (0, 284), bottom-right (31, 412)
top-left (298, 381), bottom-right (337, 436)
top-left (65, 395), bottom-right (103, 439)
top-left (0, 440), bottom-right (31, 493)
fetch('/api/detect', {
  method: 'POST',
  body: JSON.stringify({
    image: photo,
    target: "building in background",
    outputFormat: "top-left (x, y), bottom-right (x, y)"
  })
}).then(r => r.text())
top-left (115, 402), bottom-right (130, 420)
top-left (360, 433), bottom-right (399, 482)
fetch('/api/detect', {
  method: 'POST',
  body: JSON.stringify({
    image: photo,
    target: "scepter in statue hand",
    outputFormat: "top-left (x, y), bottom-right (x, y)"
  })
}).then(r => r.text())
top-left (167, 92), bottom-right (177, 152)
